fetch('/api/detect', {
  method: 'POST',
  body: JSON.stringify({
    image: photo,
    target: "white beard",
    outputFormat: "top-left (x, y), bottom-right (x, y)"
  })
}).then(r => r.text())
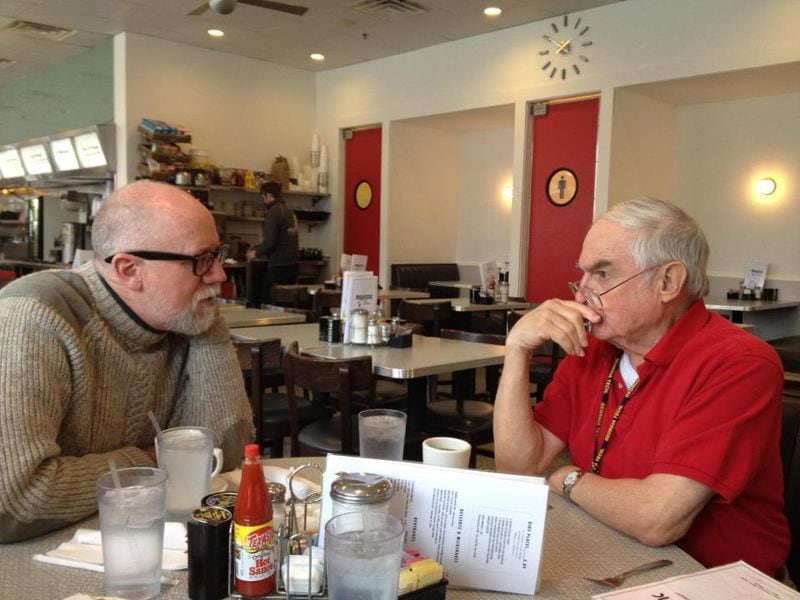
top-left (157, 284), bottom-right (221, 336)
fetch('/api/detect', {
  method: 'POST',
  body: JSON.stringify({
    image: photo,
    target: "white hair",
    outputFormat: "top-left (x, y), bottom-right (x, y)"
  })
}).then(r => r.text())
top-left (601, 197), bottom-right (709, 299)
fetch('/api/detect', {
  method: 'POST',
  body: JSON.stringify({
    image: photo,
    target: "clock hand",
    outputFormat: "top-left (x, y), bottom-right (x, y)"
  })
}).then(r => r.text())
top-left (556, 39), bottom-right (572, 54)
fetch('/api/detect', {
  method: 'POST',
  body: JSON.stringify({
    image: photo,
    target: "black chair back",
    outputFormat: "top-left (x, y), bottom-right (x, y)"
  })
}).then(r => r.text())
top-left (398, 300), bottom-right (454, 337)
top-left (283, 341), bottom-right (374, 456)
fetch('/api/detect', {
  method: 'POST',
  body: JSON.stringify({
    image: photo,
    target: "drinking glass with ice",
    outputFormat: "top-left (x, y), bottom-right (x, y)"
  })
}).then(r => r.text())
top-left (97, 467), bottom-right (167, 600)
top-left (358, 409), bottom-right (407, 460)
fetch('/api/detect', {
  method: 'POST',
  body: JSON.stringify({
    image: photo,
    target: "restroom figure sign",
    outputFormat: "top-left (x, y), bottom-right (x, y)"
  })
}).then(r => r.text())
top-left (546, 167), bottom-right (578, 206)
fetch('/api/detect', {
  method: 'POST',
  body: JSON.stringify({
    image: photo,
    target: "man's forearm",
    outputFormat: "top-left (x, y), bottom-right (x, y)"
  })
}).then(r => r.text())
top-left (550, 466), bottom-right (713, 546)
top-left (493, 347), bottom-right (555, 475)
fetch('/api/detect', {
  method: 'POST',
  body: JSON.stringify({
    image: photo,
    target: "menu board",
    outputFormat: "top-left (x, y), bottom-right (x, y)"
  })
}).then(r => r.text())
top-left (0, 147), bottom-right (25, 179)
top-left (19, 143), bottom-right (53, 175)
top-left (50, 138), bottom-right (80, 171)
top-left (73, 131), bottom-right (107, 168)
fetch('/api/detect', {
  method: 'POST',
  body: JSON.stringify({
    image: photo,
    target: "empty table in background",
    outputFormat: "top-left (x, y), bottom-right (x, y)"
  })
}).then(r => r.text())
top-left (222, 308), bottom-right (306, 328)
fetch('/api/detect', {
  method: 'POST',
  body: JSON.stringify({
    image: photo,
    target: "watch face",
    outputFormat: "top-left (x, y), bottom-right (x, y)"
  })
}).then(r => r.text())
top-left (539, 14), bottom-right (593, 80)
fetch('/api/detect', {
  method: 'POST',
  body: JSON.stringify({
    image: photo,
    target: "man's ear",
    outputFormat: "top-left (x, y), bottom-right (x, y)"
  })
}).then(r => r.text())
top-left (108, 255), bottom-right (144, 291)
top-left (659, 261), bottom-right (687, 302)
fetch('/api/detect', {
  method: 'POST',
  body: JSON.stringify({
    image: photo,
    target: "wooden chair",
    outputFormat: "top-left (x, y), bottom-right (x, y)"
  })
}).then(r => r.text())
top-left (271, 285), bottom-right (312, 310)
top-left (398, 300), bottom-right (453, 337)
top-left (425, 329), bottom-right (506, 467)
top-left (283, 341), bottom-right (375, 457)
top-left (233, 338), bottom-right (333, 458)
top-left (781, 397), bottom-right (800, 584)
top-left (398, 300), bottom-right (455, 399)
top-left (507, 309), bottom-right (563, 402)
top-left (311, 289), bottom-right (342, 322)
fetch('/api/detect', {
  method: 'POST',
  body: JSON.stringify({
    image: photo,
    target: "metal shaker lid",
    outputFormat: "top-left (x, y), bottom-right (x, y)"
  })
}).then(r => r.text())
top-left (330, 472), bottom-right (393, 505)
top-left (267, 482), bottom-right (286, 505)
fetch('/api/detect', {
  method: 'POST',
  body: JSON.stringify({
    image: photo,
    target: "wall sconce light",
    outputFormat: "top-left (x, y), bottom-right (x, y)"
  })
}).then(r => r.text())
top-left (755, 177), bottom-right (776, 196)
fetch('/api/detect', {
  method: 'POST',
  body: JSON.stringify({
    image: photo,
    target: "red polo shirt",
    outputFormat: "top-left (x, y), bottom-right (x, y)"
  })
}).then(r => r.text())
top-left (535, 300), bottom-right (789, 575)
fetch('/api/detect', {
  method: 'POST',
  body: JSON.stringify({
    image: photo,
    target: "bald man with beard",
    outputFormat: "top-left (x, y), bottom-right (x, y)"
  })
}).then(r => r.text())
top-left (0, 181), bottom-right (253, 542)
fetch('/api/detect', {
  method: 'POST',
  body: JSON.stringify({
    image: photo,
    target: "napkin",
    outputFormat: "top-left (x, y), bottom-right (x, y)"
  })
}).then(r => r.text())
top-left (34, 522), bottom-right (188, 572)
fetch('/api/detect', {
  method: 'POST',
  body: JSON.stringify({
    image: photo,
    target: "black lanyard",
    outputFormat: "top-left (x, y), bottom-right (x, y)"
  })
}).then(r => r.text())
top-left (591, 355), bottom-right (641, 474)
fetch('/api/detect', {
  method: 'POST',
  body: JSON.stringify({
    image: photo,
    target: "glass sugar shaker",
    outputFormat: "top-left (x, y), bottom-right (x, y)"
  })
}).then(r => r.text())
top-left (330, 472), bottom-right (393, 517)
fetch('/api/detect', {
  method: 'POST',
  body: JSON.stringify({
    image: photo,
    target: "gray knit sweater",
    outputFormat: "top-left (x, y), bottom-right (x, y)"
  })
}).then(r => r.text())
top-left (0, 262), bottom-right (253, 542)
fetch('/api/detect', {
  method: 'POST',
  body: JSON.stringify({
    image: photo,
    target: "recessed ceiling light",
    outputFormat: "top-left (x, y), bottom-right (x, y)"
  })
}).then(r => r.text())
top-left (207, 29), bottom-right (225, 38)
top-left (310, 53), bottom-right (325, 61)
top-left (484, 7), bottom-right (502, 17)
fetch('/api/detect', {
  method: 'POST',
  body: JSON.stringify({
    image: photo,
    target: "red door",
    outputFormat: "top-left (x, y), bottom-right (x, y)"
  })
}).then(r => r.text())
top-left (344, 127), bottom-right (381, 276)
top-left (526, 99), bottom-right (599, 302)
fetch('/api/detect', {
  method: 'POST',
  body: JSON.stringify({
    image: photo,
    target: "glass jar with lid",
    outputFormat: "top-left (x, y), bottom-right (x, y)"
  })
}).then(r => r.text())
top-left (329, 472), bottom-right (393, 517)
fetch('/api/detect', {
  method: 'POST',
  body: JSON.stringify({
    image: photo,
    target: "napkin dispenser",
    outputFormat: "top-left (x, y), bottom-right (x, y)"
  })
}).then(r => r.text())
top-left (388, 329), bottom-right (413, 348)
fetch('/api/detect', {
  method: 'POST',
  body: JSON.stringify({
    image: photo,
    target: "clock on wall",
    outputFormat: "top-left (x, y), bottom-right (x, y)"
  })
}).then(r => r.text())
top-left (538, 14), bottom-right (593, 80)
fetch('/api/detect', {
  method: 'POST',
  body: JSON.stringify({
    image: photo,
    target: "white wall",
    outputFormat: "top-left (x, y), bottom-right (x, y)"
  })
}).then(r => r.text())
top-left (388, 121), bottom-right (459, 263)
top-left (455, 128), bottom-right (514, 263)
top-left (673, 93), bottom-right (800, 281)
top-left (315, 0), bottom-right (800, 290)
top-left (113, 33), bottom-right (330, 251)
top-left (608, 90), bottom-right (677, 206)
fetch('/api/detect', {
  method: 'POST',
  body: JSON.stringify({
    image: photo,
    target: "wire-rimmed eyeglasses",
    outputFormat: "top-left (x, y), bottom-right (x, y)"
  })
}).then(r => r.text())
top-left (568, 264), bottom-right (662, 311)
top-left (104, 245), bottom-right (229, 277)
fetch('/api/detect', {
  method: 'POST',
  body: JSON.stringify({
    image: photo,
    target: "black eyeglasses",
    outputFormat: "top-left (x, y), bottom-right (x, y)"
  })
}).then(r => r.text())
top-left (104, 245), bottom-right (229, 277)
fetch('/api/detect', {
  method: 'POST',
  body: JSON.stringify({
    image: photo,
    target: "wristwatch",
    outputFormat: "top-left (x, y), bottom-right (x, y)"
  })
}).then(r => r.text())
top-left (562, 469), bottom-right (586, 503)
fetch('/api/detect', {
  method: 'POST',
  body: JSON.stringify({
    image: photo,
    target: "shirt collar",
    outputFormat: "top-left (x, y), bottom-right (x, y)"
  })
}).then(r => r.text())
top-left (643, 299), bottom-right (710, 367)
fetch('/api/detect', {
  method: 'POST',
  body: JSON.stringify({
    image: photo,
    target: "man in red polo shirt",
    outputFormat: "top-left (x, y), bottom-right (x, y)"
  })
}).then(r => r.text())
top-left (494, 197), bottom-right (789, 577)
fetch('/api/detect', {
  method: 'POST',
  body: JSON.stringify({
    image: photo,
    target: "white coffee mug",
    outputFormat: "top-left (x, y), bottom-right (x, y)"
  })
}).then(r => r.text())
top-left (422, 437), bottom-right (471, 469)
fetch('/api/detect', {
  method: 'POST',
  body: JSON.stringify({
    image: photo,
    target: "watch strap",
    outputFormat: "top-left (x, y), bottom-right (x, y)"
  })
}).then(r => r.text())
top-left (562, 469), bottom-right (586, 503)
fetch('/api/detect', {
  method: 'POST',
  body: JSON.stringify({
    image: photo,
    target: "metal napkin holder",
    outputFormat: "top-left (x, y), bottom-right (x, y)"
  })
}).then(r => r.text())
top-left (228, 462), bottom-right (327, 600)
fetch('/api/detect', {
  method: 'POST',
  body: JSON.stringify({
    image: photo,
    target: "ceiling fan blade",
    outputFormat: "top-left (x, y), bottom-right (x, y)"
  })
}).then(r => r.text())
top-left (239, 0), bottom-right (308, 16)
top-left (187, 3), bottom-right (211, 16)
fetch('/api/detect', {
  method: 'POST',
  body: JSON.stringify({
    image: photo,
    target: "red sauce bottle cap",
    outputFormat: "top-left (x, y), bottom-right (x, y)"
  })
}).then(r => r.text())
top-left (244, 444), bottom-right (260, 459)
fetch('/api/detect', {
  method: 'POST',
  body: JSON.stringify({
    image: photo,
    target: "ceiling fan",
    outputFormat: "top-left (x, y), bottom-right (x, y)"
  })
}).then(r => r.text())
top-left (188, 0), bottom-right (309, 17)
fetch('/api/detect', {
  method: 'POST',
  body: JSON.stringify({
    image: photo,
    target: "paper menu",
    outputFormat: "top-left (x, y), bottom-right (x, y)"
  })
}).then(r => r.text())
top-left (351, 254), bottom-right (368, 271)
top-left (743, 261), bottom-right (768, 290)
top-left (340, 271), bottom-right (378, 342)
top-left (479, 260), bottom-right (498, 292)
top-left (592, 561), bottom-right (800, 600)
top-left (319, 454), bottom-right (549, 595)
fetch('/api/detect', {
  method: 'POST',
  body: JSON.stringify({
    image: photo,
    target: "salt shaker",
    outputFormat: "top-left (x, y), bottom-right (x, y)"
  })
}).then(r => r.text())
top-left (349, 308), bottom-right (368, 344)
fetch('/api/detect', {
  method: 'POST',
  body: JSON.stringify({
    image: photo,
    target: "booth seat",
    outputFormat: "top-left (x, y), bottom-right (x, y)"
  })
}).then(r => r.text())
top-left (390, 263), bottom-right (460, 297)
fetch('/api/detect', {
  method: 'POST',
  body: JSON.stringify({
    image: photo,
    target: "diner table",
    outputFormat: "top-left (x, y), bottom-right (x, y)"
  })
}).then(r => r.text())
top-left (231, 322), bottom-right (505, 433)
top-left (405, 297), bottom-right (531, 312)
top-left (221, 307), bottom-right (307, 328)
top-left (705, 297), bottom-right (800, 324)
top-left (0, 456), bottom-right (703, 599)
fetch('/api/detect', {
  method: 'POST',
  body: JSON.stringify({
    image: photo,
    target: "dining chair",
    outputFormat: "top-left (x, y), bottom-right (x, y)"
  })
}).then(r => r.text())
top-left (271, 284), bottom-right (312, 310)
top-left (283, 341), bottom-right (375, 457)
top-left (781, 397), bottom-right (800, 585)
top-left (311, 289), bottom-right (342, 322)
top-left (398, 300), bottom-right (456, 399)
top-left (424, 329), bottom-right (506, 467)
top-left (232, 338), bottom-right (333, 458)
top-left (398, 300), bottom-right (454, 337)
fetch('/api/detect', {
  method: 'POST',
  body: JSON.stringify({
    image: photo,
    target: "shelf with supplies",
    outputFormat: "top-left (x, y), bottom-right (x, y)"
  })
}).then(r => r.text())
top-left (210, 185), bottom-right (329, 206)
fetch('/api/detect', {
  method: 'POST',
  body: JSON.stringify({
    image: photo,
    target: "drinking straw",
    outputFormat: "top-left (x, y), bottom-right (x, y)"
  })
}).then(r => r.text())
top-left (148, 411), bottom-right (163, 437)
top-left (108, 458), bottom-right (122, 489)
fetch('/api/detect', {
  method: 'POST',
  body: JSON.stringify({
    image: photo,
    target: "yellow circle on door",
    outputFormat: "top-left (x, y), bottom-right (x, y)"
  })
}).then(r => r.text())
top-left (354, 180), bottom-right (373, 210)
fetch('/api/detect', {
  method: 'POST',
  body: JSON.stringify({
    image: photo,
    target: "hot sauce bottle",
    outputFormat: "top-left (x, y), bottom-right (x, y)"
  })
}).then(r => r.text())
top-left (233, 444), bottom-right (275, 597)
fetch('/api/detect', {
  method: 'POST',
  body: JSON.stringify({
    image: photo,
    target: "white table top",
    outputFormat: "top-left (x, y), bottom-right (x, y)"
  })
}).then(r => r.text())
top-left (704, 298), bottom-right (800, 312)
top-left (1, 456), bottom-right (702, 600)
top-left (429, 280), bottom-right (476, 289)
top-left (231, 323), bottom-right (505, 379)
top-left (302, 334), bottom-right (505, 379)
top-left (405, 297), bottom-right (532, 312)
top-left (276, 284), bottom-right (429, 301)
top-left (221, 308), bottom-right (307, 328)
